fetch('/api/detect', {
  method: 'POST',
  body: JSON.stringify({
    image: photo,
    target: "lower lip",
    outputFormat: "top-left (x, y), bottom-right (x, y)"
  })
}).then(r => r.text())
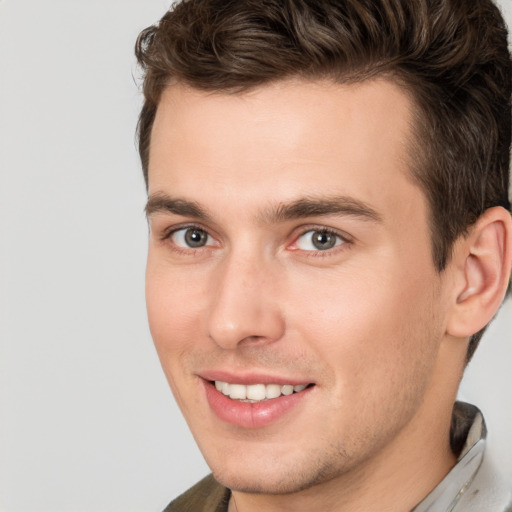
top-left (203, 380), bottom-right (312, 429)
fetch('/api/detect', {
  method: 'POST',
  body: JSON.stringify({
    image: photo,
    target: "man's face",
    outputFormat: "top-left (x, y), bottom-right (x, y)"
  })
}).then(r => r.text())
top-left (146, 79), bottom-right (455, 494)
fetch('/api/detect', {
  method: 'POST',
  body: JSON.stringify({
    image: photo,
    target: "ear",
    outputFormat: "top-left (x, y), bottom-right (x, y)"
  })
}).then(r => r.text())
top-left (446, 206), bottom-right (512, 338)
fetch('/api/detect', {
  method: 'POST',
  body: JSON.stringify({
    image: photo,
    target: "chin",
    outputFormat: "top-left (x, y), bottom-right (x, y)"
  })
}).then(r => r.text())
top-left (212, 471), bottom-right (314, 495)
top-left (208, 451), bottom-right (344, 495)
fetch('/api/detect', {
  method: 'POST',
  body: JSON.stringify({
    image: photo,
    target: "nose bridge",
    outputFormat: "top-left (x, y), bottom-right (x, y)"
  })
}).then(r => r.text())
top-left (207, 245), bottom-right (284, 349)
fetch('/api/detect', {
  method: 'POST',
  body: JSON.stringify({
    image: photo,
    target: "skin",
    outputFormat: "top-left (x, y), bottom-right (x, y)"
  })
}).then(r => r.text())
top-left (145, 79), bottom-right (470, 512)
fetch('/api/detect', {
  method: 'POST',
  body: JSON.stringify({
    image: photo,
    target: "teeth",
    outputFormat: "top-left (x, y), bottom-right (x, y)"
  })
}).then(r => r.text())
top-left (246, 384), bottom-right (266, 400)
top-left (229, 384), bottom-right (247, 400)
top-left (214, 381), bottom-right (309, 401)
top-left (265, 384), bottom-right (282, 399)
top-left (281, 384), bottom-right (294, 396)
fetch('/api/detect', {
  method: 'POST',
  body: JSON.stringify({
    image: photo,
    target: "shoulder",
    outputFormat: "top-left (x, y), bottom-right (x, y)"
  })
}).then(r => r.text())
top-left (162, 474), bottom-right (230, 512)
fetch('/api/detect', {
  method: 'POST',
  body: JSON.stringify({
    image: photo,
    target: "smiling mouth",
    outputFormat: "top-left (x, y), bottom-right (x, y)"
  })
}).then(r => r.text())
top-left (213, 381), bottom-right (313, 402)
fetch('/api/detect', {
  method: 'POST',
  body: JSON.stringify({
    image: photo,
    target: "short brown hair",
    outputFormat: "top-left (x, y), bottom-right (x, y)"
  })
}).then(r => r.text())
top-left (135, 0), bottom-right (511, 361)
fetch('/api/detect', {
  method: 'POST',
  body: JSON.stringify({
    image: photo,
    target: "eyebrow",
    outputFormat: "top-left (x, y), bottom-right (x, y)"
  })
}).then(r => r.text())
top-left (260, 196), bottom-right (383, 224)
top-left (145, 193), bottom-right (382, 224)
top-left (145, 193), bottom-right (212, 221)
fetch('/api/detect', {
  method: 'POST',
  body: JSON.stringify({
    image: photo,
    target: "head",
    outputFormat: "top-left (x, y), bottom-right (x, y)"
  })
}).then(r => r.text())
top-left (137, 0), bottom-right (511, 363)
top-left (137, 0), bottom-right (512, 505)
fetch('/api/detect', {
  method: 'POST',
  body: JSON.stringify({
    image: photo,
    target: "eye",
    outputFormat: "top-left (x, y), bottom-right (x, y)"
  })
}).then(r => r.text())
top-left (295, 229), bottom-right (345, 251)
top-left (170, 227), bottom-right (213, 248)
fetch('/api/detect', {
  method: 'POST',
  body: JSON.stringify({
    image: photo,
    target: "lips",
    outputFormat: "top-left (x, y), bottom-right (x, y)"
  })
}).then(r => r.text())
top-left (201, 374), bottom-right (314, 429)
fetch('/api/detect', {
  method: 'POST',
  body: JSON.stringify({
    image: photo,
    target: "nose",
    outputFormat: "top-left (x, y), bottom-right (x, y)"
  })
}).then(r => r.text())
top-left (207, 252), bottom-right (285, 350)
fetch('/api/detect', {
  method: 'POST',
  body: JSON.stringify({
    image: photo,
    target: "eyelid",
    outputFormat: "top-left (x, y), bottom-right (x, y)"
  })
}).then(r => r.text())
top-left (289, 225), bottom-right (352, 253)
top-left (159, 223), bottom-right (220, 253)
top-left (160, 222), bottom-right (210, 241)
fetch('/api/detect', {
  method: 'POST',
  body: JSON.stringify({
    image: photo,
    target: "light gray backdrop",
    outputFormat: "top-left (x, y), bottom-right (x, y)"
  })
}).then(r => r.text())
top-left (0, 1), bottom-right (510, 511)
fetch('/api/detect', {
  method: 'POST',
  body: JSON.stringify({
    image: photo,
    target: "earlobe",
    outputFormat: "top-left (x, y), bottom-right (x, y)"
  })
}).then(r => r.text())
top-left (447, 207), bottom-right (512, 338)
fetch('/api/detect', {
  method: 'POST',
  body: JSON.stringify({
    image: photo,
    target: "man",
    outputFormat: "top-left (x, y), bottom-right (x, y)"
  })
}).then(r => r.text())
top-left (135, 0), bottom-right (512, 510)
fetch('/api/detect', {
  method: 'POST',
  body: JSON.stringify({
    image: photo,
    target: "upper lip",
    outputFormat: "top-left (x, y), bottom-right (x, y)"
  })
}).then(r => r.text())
top-left (199, 370), bottom-right (313, 386)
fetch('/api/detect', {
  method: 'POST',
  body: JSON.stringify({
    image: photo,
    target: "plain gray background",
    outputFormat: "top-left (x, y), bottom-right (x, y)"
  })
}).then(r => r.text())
top-left (0, 1), bottom-right (510, 511)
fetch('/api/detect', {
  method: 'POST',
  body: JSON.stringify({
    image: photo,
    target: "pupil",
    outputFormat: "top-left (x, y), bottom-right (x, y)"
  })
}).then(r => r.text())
top-left (313, 231), bottom-right (335, 250)
top-left (185, 229), bottom-right (207, 247)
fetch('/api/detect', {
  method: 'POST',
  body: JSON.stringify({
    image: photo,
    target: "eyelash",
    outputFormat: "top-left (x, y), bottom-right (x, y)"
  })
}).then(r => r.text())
top-left (291, 226), bottom-right (351, 257)
top-left (160, 222), bottom-right (201, 237)
top-left (159, 224), bottom-right (352, 256)
top-left (160, 223), bottom-right (214, 250)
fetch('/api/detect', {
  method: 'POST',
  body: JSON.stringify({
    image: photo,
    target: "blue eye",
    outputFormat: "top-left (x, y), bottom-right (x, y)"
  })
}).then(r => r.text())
top-left (171, 227), bottom-right (212, 248)
top-left (296, 230), bottom-right (344, 251)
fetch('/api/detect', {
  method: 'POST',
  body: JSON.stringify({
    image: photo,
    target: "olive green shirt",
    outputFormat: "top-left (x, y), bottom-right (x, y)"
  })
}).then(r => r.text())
top-left (163, 474), bottom-right (229, 512)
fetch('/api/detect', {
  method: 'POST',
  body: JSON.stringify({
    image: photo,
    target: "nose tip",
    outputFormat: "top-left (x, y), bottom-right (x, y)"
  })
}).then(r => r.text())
top-left (208, 297), bottom-right (286, 350)
top-left (208, 314), bottom-right (283, 349)
top-left (207, 261), bottom-right (285, 350)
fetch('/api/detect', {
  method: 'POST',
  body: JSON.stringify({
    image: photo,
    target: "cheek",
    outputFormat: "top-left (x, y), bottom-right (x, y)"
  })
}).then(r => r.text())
top-left (145, 259), bottom-right (206, 361)
top-left (145, 262), bottom-right (209, 417)
top-left (286, 262), bottom-right (441, 392)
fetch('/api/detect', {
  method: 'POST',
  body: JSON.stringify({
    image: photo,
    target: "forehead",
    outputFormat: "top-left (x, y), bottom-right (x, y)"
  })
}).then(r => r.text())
top-left (148, 78), bottom-right (421, 224)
